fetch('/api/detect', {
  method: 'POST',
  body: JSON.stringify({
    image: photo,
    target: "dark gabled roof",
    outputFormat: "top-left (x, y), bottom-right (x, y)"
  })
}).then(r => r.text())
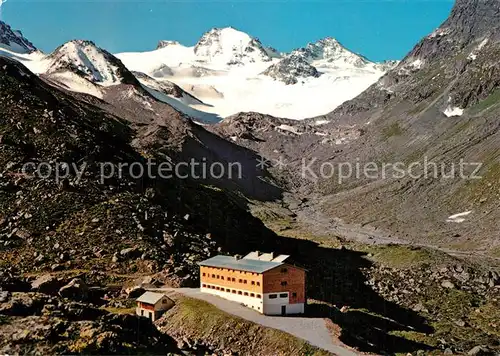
top-left (198, 255), bottom-right (284, 274)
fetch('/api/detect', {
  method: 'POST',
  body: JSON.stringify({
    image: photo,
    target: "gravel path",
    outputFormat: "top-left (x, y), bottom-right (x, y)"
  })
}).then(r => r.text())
top-left (149, 287), bottom-right (358, 356)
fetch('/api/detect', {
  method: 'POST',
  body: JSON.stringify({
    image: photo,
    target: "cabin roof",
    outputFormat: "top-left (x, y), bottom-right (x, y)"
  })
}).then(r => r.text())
top-left (136, 291), bottom-right (166, 305)
top-left (198, 255), bottom-right (284, 274)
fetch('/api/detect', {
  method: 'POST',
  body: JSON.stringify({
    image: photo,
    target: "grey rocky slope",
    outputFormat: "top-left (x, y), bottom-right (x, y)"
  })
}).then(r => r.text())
top-left (213, 0), bottom-right (500, 254)
top-left (0, 20), bottom-right (36, 54)
top-left (0, 281), bottom-right (181, 354)
top-left (32, 38), bottom-right (280, 198)
top-left (262, 37), bottom-right (394, 85)
top-left (310, 0), bottom-right (500, 252)
top-left (291, 37), bottom-right (369, 67)
top-left (262, 54), bottom-right (320, 85)
top-left (0, 55), bottom-right (280, 284)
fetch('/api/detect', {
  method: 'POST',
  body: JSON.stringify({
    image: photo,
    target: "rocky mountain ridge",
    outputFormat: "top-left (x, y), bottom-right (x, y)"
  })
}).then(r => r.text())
top-left (45, 40), bottom-right (138, 86)
top-left (292, 37), bottom-right (369, 66)
top-left (0, 20), bottom-right (36, 54)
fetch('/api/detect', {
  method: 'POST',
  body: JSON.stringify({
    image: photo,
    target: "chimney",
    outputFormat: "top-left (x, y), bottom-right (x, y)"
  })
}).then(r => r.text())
top-left (234, 255), bottom-right (241, 260)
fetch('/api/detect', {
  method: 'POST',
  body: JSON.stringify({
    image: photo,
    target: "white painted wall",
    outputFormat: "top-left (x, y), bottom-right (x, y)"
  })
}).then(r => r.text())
top-left (200, 284), bottom-right (304, 315)
top-left (201, 284), bottom-right (264, 312)
top-left (136, 307), bottom-right (156, 320)
top-left (263, 292), bottom-right (304, 315)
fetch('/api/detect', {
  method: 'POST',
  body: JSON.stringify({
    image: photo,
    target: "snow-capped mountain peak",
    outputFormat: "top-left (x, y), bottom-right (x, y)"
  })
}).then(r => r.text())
top-left (46, 40), bottom-right (135, 86)
top-left (0, 20), bottom-right (37, 54)
top-left (293, 37), bottom-right (370, 68)
top-left (193, 27), bottom-right (273, 65)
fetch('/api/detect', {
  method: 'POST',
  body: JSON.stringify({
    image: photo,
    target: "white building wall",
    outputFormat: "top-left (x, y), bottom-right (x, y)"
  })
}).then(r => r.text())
top-left (136, 306), bottom-right (157, 320)
top-left (201, 284), bottom-right (264, 313)
top-left (200, 285), bottom-right (305, 315)
top-left (262, 292), bottom-right (305, 315)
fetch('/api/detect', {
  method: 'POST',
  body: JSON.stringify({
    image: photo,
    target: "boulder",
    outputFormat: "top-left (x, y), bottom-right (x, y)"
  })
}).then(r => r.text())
top-left (124, 286), bottom-right (146, 299)
top-left (31, 274), bottom-right (65, 295)
top-left (441, 280), bottom-right (455, 289)
top-left (59, 278), bottom-right (88, 301)
top-left (467, 346), bottom-right (494, 356)
top-left (120, 247), bottom-right (141, 259)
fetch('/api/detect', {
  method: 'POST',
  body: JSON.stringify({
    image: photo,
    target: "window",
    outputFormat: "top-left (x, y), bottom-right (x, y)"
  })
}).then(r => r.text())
top-left (238, 279), bottom-right (242, 283)
top-left (238, 291), bottom-right (242, 295)
top-left (292, 292), bottom-right (297, 298)
top-left (202, 273), bottom-right (206, 277)
top-left (216, 286), bottom-right (220, 290)
top-left (216, 275), bottom-right (220, 279)
top-left (281, 268), bottom-right (288, 273)
top-left (243, 280), bottom-right (247, 284)
top-left (211, 274), bottom-right (215, 278)
top-left (257, 294), bottom-right (262, 299)
top-left (232, 277), bottom-right (235, 282)
top-left (221, 276), bottom-right (224, 280)
top-left (232, 290), bottom-right (236, 294)
top-left (202, 284), bottom-right (206, 288)
top-left (244, 292), bottom-right (249, 296)
top-left (280, 293), bottom-right (288, 298)
top-left (256, 282), bottom-right (260, 286)
top-left (281, 281), bottom-right (287, 286)
top-left (269, 294), bottom-right (277, 299)
top-left (250, 293), bottom-right (255, 297)
top-left (251, 281), bottom-right (255, 285)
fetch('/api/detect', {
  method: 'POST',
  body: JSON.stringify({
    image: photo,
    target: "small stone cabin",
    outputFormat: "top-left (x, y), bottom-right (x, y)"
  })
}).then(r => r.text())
top-left (136, 292), bottom-right (174, 321)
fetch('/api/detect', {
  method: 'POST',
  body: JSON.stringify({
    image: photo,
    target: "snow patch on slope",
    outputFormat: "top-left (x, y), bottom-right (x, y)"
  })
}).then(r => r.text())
top-left (446, 211), bottom-right (472, 223)
top-left (444, 106), bottom-right (464, 117)
top-left (468, 38), bottom-right (489, 61)
top-left (47, 71), bottom-right (104, 98)
top-left (141, 84), bottom-right (221, 123)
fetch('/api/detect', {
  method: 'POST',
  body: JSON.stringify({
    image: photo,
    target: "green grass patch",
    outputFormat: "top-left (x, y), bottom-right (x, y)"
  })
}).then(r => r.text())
top-left (491, 247), bottom-right (500, 258)
top-left (163, 297), bottom-right (331, 356)
top-left (468, 302), bottom-right (500, 337)
top-left (469, 89), bottom-right (500, 114)
top-left (360, 244), bottom-right (452, 269)
top-left (459, 162), bottom-right (500, 204)
top-left (102, 306), bottom-right (136, 315)
top-left (382, 122), bottom-right (404, 140)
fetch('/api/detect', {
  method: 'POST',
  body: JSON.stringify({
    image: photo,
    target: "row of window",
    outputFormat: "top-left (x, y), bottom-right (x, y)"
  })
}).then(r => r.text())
top-left (205, 267), bottom-right (259, 276)
top-left (202, 284), bottom-right (298, 299)
top-left (202, 284), bottom-right (262, 298)
top-left (202, 273), bottom-right (261, 286)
